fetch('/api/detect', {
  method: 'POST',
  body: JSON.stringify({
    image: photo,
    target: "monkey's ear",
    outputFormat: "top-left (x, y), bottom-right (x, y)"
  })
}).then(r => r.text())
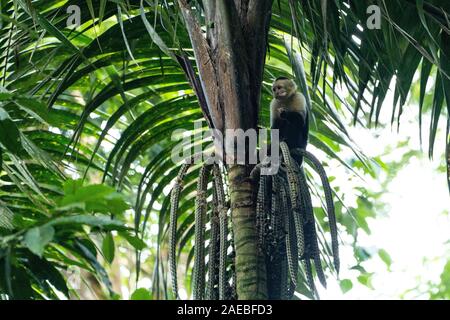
top-left (289, 80), bottom-right (297, 91)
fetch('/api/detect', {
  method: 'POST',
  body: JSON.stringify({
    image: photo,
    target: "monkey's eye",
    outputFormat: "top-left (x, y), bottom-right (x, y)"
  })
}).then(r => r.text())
top-left (272, 87), bottom-right (276, 92)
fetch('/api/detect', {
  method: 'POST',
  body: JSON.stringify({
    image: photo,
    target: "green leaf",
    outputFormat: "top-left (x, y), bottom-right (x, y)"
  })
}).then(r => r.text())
top-left (355, 246), bottom-right (371, 262)
top-left (130, 288), bottom-right (152, 300)
top-left (419, 59), bottom-right (432, 144)
top-left (63, 179), bottom-right (84, 196)
top-left (61, 184), bottom-right (115, 206)
top-left (74, 240), bottom-right (114, 294)
top-left (104, 194), bottom-right (130, 216)
top-left (105, 65), bottom-right (128, 105)
top-left (46, 215), bottom-right (125, 230)
top-left (0, 92), bottom-right (13, 100)
top-left (339, 279), bottom-right (353, 294)
top-left (429, 72), bottom-right (444, 157)
top-left (35, 13), bottom-right (82, 55)
top-left (416, 0), bottom-right (436, 43)
top-left (119, 231), bottom-right (147, 250)
top-left (0, 202), bottom-right (14, 230)
top-left (27, 254), bottom-right (69, 297)
top-left (23, 225), bottom-right (55, 257)
top-left (0, 107), bottom-right (22, 154)
top-left (116, 5), bottom-right (138, 66)
top-left (378, 249), bottom-right (392, 268)
top-left (13, 97), bottom-right (50, 124)
top-left (59, 181), bottom-right (130, 216)
top-left (357, 273), bottom-right (374, 289)
top-left (3, 266), bottom-right (34, 299)
top-left (102, 232), bottom-right (115, 264)
top-left (99, 0), bottom-right (107, 24)
top-left (140, 0), bottom-right (175, 60)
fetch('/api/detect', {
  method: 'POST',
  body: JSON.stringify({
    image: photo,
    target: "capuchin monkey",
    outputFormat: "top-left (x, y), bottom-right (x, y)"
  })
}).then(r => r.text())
top-left (270, 77), bottom-right (309, 152)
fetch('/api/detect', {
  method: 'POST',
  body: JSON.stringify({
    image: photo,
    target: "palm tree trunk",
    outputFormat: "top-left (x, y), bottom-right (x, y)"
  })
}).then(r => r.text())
top-left (178, 0), bottom-right (273, 299)
top-left (229, 165), bottom-right (267, 299)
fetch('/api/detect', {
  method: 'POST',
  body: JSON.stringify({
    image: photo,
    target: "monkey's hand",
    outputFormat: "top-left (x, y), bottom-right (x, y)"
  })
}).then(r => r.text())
top-left (277, 107), bottom-right (287, 118)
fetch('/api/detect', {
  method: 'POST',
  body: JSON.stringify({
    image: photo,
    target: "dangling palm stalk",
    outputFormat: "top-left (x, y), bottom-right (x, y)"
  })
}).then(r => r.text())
top-left (169, 160), bottom-right (235, 300)
top-left (253, 142), bottom-right (339, 300)
top-left (168, 141), bottom-right (338, 300)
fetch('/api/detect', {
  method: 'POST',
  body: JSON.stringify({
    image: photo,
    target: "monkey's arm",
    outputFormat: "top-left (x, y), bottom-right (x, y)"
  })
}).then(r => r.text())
top-left (282, 109), bottom-right (306, 121)
top-left (280, 110), bottom-right (309, 150)
top-left (271, 116), bottom-right (288, 130)
top-left (281, 110), bottom-right (308, 131)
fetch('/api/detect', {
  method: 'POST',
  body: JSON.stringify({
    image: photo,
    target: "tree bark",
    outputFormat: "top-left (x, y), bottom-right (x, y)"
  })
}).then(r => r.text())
top-left (229, 165), bottom-right (267, 299)
top-left (177, 0), bottom-right (273, 300)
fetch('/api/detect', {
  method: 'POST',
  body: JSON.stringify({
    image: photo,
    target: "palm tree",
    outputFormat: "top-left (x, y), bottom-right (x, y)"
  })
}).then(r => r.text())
top-left (0, 0), bottom-right (449, 300)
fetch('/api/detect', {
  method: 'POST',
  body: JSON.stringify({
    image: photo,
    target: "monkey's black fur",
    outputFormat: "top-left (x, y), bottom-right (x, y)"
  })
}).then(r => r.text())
top-left (272, 109), bottom-right (309, 151)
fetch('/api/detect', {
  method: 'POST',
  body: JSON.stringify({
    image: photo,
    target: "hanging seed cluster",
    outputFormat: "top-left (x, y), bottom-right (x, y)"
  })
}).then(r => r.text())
top-left (256, 143), bottom-right (339, 299)
top-left (169, 161), bottom-right (236, 300)
top-left (168, 142), bottom-right (338, 300)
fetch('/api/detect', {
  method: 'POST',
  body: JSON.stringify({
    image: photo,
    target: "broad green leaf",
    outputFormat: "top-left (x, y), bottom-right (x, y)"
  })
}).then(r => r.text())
top-left (119, 231), bottom-right (147, 250)
top-left (63, 179), bottom-right (84, 196)
top-left (357, 273), bottom-right (374, 290)
top-left (339, 279), bottom-right (353, 294)
top-left (61, 184), bottom-right (115, 206)
top-left (102, 232), bottom-right (115, 264)
top-left (23, 225), bottom-right (55, 257)
top-left (130, 288), bottom-right (152, 300)
top-left (378, 249), bottom-right (392, 268)
top-left (46, 215), bottom-right (125, 230)
top-left (59, 180), bottom-right (130, 215)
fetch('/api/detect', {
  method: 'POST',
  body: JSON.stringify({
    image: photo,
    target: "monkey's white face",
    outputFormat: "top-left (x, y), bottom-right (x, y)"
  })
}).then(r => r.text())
top-left (272, 80), bottom-right (294, 100)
